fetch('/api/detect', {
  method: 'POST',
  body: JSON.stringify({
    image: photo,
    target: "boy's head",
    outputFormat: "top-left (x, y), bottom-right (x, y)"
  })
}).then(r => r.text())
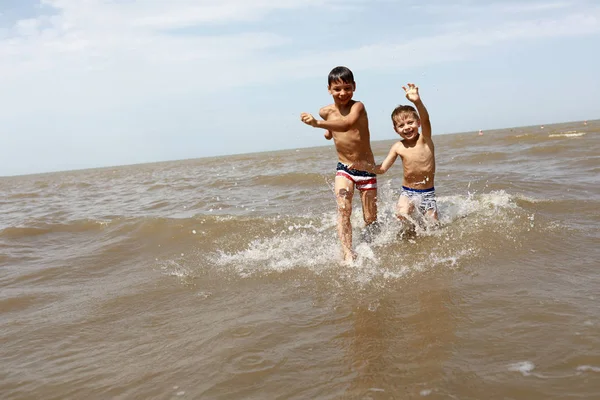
top-left (327, 66), bottom-right (355, 105)
top-left (391, 105), bottom-right (421, 141)
top-left (328, 66), bottom-right (354, 86)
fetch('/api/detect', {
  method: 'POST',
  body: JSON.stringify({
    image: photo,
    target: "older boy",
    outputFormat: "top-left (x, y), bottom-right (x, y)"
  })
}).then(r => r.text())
top-left (300, 66), bottom-right (377, 262)
top-left (353, 83), bottom-right (438, 226)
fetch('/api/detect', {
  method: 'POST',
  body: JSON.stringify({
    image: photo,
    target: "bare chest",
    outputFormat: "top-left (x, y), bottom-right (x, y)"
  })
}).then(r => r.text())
top-left (400, 141), bottom-right (435, 164)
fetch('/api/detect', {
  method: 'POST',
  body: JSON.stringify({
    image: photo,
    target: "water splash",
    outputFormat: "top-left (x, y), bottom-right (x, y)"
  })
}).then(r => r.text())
top-left (210, 190), bottom-right (530, 284)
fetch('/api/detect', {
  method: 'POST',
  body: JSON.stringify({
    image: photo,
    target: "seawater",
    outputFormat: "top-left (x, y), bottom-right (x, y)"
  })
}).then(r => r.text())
top-left (1, 120), bottom-right (599, 399)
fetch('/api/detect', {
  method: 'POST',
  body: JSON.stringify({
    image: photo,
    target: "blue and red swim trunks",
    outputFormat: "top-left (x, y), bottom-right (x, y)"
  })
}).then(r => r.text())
top-left (336, 162), bottom-right (377, 191)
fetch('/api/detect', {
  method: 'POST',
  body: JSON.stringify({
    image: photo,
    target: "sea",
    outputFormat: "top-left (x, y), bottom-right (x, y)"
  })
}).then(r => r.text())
top-left (1, 120), bottom-right (599, 400)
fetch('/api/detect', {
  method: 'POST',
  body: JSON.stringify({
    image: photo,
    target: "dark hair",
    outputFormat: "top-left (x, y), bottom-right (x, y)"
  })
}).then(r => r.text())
top-left (328, 66), bottom-right (354, 86)
top-left (391, 105), bottom-right (419, 122)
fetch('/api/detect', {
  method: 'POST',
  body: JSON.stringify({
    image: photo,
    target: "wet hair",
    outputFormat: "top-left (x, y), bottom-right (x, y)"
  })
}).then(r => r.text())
top-left (391, 105), bottom-right (419, 122)
top-left (328, 66), bottom-right (354, 86)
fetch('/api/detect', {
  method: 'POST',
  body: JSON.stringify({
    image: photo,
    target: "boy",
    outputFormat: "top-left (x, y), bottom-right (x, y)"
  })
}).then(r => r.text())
top-left (300, 66), bottom-right (377, 262)
top-left (353, 83), bottom-right (438, 227)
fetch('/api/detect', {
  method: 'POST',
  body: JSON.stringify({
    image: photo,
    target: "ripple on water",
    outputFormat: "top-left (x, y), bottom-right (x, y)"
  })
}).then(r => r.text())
top-left (224, 349), bottom-right (285, 375)
top-left (228, 325), bottom-right (255, 338)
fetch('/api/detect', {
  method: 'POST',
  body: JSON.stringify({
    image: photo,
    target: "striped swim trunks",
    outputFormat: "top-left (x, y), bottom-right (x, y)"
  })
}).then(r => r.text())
top-left (336, 162), bottom-right (377, 191)
top-left (400, 186), bottom-right (437, 213)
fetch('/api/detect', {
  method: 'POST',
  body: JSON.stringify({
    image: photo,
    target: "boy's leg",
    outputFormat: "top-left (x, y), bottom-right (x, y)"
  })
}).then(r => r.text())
top-left (424, 202), bottom-right (439, 229)
top-left (359, 188), bottom-right (379, 242)
top-left (359, 189), bottom-right (377, 225)
top-left (335, 175), bottom-right (355, 261)
top-left (395, 195), bottom-right (416, 230)
top-left (422, 191), bottom-right (439, 227)
top-left (425, 208), bottom-right (438, 222)
top-left (395, 195), bottom-right (413, 219)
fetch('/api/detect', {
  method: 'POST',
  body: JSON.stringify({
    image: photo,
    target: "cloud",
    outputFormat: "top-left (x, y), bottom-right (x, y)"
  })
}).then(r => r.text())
top-left (36, 0), bottom-right (359, 30)
top-left (256, 7), bottom-right (600, 81)
top-left (2, 1), bottom-right (598, 82)
top-left (414, 1), bottom-right (574, 15)
top-left (0, 0), bottom-right (597, 123)
top-left (0, 0), bottom-right (596, 120)
top-left (1, 0), bottom-right (600, 176)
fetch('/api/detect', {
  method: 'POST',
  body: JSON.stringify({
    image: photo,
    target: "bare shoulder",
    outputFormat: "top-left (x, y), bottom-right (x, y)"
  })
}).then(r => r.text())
top-left (350, 100), bottom-right (365, 112)
top-left (393, 141), bottom-right (404, 150)
top-left (394, 140), bottom-right (408, 154)
top-left (319, 104), bottom-right (334, 119)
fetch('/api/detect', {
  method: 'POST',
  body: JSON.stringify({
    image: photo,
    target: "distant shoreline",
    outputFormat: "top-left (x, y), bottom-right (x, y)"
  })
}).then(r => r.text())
top-left (2, 119), bottom-right (598, 179)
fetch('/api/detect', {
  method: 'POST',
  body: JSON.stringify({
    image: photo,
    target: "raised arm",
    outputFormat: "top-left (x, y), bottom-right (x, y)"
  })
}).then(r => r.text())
top-left (300, 101), bottom-right (365, 131)
top-left (403, 83), bottom-right (431, 138)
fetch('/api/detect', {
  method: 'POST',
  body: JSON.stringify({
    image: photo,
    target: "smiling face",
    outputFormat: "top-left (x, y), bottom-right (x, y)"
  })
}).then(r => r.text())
top-left (393, 111), bottom-right (421, 141)
top-left (328, 79), bottom-right (355, 106)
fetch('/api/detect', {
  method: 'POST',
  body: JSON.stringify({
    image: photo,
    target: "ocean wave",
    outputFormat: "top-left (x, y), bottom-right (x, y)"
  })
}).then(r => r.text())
top-left (251, 172), bottom-right (328, 187)
top-left (549, 132), bottom-right (587, 138)
top-left (523, 143), bottom-right (572, 155)
top-left (6, 192), bottom-right (43, 200)
top-left (0, 219), bottom-right (112, 239)
top-left (501, 132), bottom-right (546, 143)
top-left (57, 182), bottom-right (94, 190)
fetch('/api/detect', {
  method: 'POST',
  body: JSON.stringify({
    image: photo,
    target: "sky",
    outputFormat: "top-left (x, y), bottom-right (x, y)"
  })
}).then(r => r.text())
top-left (1, 0), bottom-right (599, 176)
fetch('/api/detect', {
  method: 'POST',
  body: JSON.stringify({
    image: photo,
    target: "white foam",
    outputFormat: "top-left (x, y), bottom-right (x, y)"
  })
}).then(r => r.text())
top-left (160, 260), bottom-right (194, 279)
top-left (576, 365), bottom-right (600, 373)
top-left (549, 132), bottom-right (586, 138)
top-left (216, 227), bottom-right (339, 276)
top-left (508, 361), bottom-right (535, 376)
top-left (436, 190), bottom-right (517, 225)
top-left (211, 189), bottom-right (521, 282)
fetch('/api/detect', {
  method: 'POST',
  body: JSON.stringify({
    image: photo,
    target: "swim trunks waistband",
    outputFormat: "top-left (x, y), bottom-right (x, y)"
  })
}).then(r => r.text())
top-left (401, 186), bottom-right (435, 193)
top-left (337, 162), bottom-right (376, 177)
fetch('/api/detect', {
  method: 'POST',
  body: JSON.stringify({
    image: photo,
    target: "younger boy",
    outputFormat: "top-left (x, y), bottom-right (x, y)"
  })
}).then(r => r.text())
top-left (353, 83), bottom-right (438, 226)
top-left (300, 66), bottom-right (377, 262)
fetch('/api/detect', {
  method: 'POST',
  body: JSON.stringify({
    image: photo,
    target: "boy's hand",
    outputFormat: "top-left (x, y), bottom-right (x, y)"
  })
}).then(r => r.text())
top-left (300, 112), bottom-right (318, 127)
top-left (324, 130), bottom-right (333, 140)
top-left (402, 83), bottom-right (420, 103)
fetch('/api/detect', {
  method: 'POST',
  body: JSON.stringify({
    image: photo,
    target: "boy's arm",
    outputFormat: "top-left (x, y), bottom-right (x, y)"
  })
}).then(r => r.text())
top-left (319, 108), bottom-right (333, 140)
top-left (301, 101), bottom-right (365, 131)
top-left (350, 144), bottom-right (399, 174)
top-left (403, 83), bottom-right (431, 138)
top-left (413, 99), bottom-right (431, 138)
top-left (373, 145), bottom-right (400, 174)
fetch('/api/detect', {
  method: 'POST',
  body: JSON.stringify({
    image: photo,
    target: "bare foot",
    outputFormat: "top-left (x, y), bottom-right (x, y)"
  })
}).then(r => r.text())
top-left (424, 220), bottom-right (440, 231)
top-left (342, 249), bottom-right (357, 263)
top-left (396, 214), bottom-right (416, 232)
top-left (360, 221), bottom-right (380, 243)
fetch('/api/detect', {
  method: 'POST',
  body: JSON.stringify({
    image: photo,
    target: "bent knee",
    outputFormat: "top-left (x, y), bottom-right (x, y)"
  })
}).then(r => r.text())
top-left (337, 187), bottom-right (352, 200)
top-left (337, 204), bottom-right (352, 218)
top-left (396, 204), bottom-right (413, 216)
top-left (337, 189), bottom-right (353, 214)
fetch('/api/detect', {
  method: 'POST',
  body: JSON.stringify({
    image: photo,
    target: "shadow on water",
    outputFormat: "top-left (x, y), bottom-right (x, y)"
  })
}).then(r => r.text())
top-left (341, 275), bottom-right (457, 399)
